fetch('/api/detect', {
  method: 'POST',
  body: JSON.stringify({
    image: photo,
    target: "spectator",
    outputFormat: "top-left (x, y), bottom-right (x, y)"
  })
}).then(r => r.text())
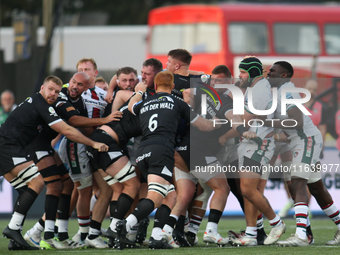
top-left (0, 90), bottom-right (17, 125)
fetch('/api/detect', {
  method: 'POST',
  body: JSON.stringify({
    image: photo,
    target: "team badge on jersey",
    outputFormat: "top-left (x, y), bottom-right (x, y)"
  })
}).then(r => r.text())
top-left (49, 107), bottom-right (58, 117)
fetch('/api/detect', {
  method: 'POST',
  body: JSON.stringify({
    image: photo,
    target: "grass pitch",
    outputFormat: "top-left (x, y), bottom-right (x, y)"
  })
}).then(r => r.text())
top-left (0, 217), bottom-right (339, 254)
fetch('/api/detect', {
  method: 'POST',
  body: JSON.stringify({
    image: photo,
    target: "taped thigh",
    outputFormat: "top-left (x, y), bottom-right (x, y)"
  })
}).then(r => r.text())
top-left (148, 182), bottom-right (169, 198)
top-left (114, 161), bottom-right (137, 183)
top-left (10, 164), bottom-right (40, 189)
top-left (104, 174), bottom-right (118, 185)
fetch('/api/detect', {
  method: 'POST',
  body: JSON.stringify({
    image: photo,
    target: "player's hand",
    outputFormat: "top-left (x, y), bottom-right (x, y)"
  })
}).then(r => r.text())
top-left (134, 82), bottom-right (147, 93)
top-left (106, 111), bottom-right (123, 122)
top-left (105, 90), bottom-right (114, 103)
top-left (242, 131), bottom-right (257, 139)
top-left (93, 142), bottom-right (109, 152)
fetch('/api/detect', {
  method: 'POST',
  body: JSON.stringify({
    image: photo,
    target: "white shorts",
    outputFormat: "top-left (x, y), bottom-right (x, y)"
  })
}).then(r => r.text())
top-left (59, 136), bottom-right (92, 182)
top-left (274, 141), bottom-right (292, 156)
top-left (238, 137), bottom-right (275, 169)
top-left (216, 143), bottom-right (239, 165)
top-left (174, 167), bottom-right (197, 185)
top-left (290, 133), bottom-right (323, 183)
top-left (191, 161), bottom-right (225, 183)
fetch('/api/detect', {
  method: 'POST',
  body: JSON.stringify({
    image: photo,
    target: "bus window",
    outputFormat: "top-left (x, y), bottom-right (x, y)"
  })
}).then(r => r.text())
top-left (228, 23), bottom-right (268, 54)
top-left (274, 23), bottom-right (320, 54)
top-left (325, 24), bottom-right (340, 55)
top-left (151, 23), bottom-right (221, 55)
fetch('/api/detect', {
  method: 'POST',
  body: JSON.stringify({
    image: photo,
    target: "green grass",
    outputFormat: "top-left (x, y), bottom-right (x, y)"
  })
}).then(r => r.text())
top-left (0, 217), bottom-right (339, 254)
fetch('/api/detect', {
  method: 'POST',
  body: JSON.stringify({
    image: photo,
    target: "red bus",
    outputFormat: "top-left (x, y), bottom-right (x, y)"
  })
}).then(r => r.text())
top-left (147, 3), bottom-right (340, 81)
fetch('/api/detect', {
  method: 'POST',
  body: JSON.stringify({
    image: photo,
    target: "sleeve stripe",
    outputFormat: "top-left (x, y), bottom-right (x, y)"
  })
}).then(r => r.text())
top-left (190, 114), bottom-right (199, 124)
top-left (48, 118), bottom-right (63, 126)
top-left (224, 109), bottom-right (233, 116)
top-left (287, 105), bottom-right (297, 111)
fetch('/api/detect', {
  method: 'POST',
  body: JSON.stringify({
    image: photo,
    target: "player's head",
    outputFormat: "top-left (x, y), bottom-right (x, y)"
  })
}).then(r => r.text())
top-left (267, 61), bottom-right (294, 88)
top-left (210, 65), bottom-right (232, 92)
top-left (305, 79), bottom-right (318, 100)
top-left (154, 71), bottom-right (174, 93)
top-left (0, 90), bottom-right (15, 112)
top-left (238, 56), bottom-right (263, 87)
top-left (141, 58), bottom-right (163, 89)
top-left (166, 49), bottom-right (192, 73)
top-left (68, 72), bottom-right (90, 100)
top-left (76, 58), bottom-right (98, 87)
top-left (94, 77), bottom-right (108, 92)
top-left (116, 66), bottom-right (138, 91)
top-left (40, 75), bottom-right (63, 104)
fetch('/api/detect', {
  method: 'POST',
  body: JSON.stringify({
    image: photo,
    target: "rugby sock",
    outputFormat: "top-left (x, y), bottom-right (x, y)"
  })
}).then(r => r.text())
top-left (125, 199), bottom-right (154, 233)
top-left (90, 194), bottom-right (98, 216)
top-left (151, 227), bottom-right (163, 241)
top-left (184, 211), bottom-right (189, 232)
top-left (188, 214), bottom-right (203, 235)
top-left (44, 220), bottom-right (55, 240)
top-left (8, 212), bottom-right (25, 231)
top-left (269, 214), bottom-right (283, 227)
top-left (13, 188), bottom-right (38, 216)
top-left (206, 209), bottom-right (223, 234)
top-left (32, 218), bottom-right (44, 235)
top-left (57, 194), bottom-right (71, 241)
top-left (109, 193), bottom-right (134, 231)
top-left (257, 214), bottom-right (264, 229)
top-left (78, 215), bottom-right (90, 241)
top-left (109, 200), bottom-right (118, 219)
top-left (115, 193), bottom-right (134, 219)
top-left (322, 201), bottom-right (340, 229)
top-left (44, 194), bottom-right (59, 240)
top-left (151, 205), bottom-right (172, 240)
top-left (245, 226), bottom-right (257, 238)
top-left (294, 202), bottom-right (308, 239)
top-left (154, 204), bottom-right (171, 229)
top-left (175, 215), bottom-right (186, 233)
top-left (58, 219), bottom-right (69, 241)
top-left (306, 215), bottom-right (311, 227)
top-left (163, 215), bottom-right (178, 235)
top-left (88, 220), bottom-right (101, 240)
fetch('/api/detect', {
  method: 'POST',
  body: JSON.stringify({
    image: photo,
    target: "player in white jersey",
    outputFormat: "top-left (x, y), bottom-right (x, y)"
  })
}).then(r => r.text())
top-left (231, 57), bottom-right (286, 246)
top-left (264, 61), bottom-right (340, 246)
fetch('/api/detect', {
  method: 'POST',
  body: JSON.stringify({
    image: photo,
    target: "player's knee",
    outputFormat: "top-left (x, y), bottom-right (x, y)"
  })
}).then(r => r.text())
top-left (193, 185), bottom-right (213, 210)
top-left (163, 184), bottom-right (177, 208)
top-left (240, 182), bottom-right (254, 199)
top-left (46, 179), bottom-right (63, 196)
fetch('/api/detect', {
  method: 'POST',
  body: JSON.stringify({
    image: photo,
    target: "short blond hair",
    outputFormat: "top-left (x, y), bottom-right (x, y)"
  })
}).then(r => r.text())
top-left (76, 58), bottom-right (98, 71)
top-left (43, 75), bottom-right (63, 87)
top-left (95, 77), bottom-right (107, 84)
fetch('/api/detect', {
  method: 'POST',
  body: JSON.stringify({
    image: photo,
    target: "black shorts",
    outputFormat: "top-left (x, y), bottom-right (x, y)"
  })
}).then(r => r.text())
top-left (136, 144), bottom-right (175, 183)
top-left (175, 132), bottom-right (190, 169)
top-left (86, 129), bottom-right (126, 171)
top-left (26, 133), bottom-right (55, 164)
top-left (0, 137), bottom-right (32, 176)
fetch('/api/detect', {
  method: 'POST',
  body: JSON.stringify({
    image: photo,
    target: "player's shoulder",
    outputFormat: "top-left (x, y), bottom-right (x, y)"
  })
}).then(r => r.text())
top-left (94, 86), bottom-right (107, 100)
top-left (255, 77), bottom-right (271, 88)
